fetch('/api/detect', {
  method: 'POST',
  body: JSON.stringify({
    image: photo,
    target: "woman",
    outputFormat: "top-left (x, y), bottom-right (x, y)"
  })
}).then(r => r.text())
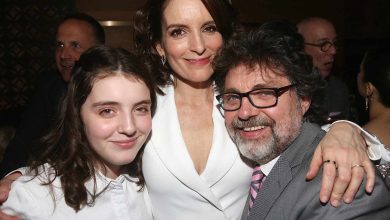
top-left (357, 46), bottom-right (390, 187)
top-left (133, 0), bottom-right (377, 219)
top-left (2, 45), bottom-right (156, 219)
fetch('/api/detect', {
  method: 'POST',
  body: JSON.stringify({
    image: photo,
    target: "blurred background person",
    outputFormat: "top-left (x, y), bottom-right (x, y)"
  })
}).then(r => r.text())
top-left (297, 17), bottom-right (351, 123)
top-left (0, 13), bottom-right (105, 178)
top-left (357, 45), bottom-right (390, 187)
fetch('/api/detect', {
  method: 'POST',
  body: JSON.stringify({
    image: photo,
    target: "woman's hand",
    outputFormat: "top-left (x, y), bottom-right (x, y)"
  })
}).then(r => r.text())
top-left (0, 172), bottom-right (22, 220)
top-left (306, 122), bottom-right (375, 207)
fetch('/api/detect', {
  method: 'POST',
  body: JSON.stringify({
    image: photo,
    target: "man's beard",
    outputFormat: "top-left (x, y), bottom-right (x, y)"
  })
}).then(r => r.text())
top-left (227, 104), bottom-right (303, 164)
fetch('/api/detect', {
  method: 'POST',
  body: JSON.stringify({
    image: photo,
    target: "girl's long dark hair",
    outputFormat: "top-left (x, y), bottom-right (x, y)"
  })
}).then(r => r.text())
top-left (29, 45), bottom-right (157, 212)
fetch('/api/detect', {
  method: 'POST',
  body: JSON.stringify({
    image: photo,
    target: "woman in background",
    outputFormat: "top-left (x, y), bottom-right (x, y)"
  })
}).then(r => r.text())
top-left (357, 45), bottom-right (390, 187)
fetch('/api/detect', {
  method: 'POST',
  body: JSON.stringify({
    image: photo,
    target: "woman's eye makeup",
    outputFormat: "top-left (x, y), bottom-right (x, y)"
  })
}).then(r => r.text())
top-left (169, 28), bottom-right (185, 37)
top-left (204, 24), bottom-right (217, 33)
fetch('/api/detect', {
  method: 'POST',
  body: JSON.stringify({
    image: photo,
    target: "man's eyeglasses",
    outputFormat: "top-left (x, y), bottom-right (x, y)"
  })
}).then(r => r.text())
top-left (216, 84), bottom-right (296, 111)
top-left (304, 41), bottom-right (338, 52)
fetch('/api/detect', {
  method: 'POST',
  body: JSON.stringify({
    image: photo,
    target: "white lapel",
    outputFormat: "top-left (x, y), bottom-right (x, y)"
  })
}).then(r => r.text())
top-left (201, 92), bottom-right (239, 185)
top-left (149, 86), bottom-right (239, 210)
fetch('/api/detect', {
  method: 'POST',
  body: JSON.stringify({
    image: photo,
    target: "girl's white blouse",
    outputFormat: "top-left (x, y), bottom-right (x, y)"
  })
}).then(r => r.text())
top-left (2, 164), bottom-right (153, 220)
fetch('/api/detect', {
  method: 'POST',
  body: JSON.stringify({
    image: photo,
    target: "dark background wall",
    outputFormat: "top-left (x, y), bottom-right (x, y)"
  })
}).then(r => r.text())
top-left (1, 0), bottom-right (389, 126)
top-left (0, 0), bottom-right (74, 126)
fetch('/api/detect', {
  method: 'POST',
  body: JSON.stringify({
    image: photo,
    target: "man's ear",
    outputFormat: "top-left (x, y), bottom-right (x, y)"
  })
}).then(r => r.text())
top-left (300, 97), bottom-right (311, 115)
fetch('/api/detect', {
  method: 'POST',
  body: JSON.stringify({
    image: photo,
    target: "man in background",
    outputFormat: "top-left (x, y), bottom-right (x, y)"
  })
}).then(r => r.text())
top-left (0, 13), bottom-right (105, 177)
top-left (297, 17), bottom-right (351, 123)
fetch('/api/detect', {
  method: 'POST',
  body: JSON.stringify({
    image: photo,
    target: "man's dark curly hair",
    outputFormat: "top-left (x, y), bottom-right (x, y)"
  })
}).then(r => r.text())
top-left (213, 21), bottom-right (327, 124)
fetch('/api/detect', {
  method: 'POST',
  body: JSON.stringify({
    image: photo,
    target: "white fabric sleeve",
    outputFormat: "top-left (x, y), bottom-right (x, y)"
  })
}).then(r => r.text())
top-left (1, 179), bottom-right (37, 219)
top-left (322, 120), bottom-right (389, 163)
top-left (4, 167), bottom-right (27, 177)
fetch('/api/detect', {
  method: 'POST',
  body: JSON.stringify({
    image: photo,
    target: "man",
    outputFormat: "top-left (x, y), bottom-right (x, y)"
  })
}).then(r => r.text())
top-left (214, 21), bottom-right (390, 220)
top-left (0, 13), bottom-right (105, 177)
top-left (297, 17), bottom-right (350, 123)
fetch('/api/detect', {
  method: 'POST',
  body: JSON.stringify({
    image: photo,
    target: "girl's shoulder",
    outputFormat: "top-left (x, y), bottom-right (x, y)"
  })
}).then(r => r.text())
top-left (18, 163), bottom-right (60, 188)
top-left (3, 164), bottom-right (59, 218)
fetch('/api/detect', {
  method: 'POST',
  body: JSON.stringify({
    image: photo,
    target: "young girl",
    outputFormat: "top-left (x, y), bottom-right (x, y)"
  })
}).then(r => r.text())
top-left (2, 45), bottom-right (156, 219)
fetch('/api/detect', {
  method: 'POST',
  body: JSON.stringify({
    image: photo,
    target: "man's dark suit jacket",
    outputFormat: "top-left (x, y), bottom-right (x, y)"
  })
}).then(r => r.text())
top-left (0, 70), bottom-right (67, 177)
top-left (323, 75), bottom-right (351, 122)
top-left (243, 122), bottom-right (390, 220)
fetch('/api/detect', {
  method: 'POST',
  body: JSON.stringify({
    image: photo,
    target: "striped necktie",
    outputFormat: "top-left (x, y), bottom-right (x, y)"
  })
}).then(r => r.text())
top-left (248, 165), bottom-right (265, 211)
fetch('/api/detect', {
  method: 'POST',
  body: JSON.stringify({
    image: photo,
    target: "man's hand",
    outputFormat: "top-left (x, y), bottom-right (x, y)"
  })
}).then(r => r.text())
top-left (306, 122), bottom-right (375, 207)
top-left (0, 172), bottom-right (21, 205)
top-left (0, 172), bottom-right (22, 220)
top-left (0, 211), bottom-right (20, 220)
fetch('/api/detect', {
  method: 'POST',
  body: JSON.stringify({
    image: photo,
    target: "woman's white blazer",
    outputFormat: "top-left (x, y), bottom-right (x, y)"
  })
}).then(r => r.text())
top-left (143, 85), bottom-right (252, 220)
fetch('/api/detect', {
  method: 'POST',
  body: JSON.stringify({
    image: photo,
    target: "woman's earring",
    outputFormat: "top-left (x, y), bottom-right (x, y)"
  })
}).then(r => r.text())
top-left (365, 96), bottom-right (369, 110)
top-left (161, 55), bottom-right (166, 65)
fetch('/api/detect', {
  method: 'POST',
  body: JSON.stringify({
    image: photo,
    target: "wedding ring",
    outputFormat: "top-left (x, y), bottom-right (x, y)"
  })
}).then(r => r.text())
top-left (323, 160), bottom-right (338, 169)
top-left (351, 164), bottom-right (364, 169)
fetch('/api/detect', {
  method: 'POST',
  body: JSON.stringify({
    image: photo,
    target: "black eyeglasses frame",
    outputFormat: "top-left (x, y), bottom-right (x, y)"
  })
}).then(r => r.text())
top-left (216, 84), bottom-right (296, 112)
top-left (304, 40), bottom-right (338, 52)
